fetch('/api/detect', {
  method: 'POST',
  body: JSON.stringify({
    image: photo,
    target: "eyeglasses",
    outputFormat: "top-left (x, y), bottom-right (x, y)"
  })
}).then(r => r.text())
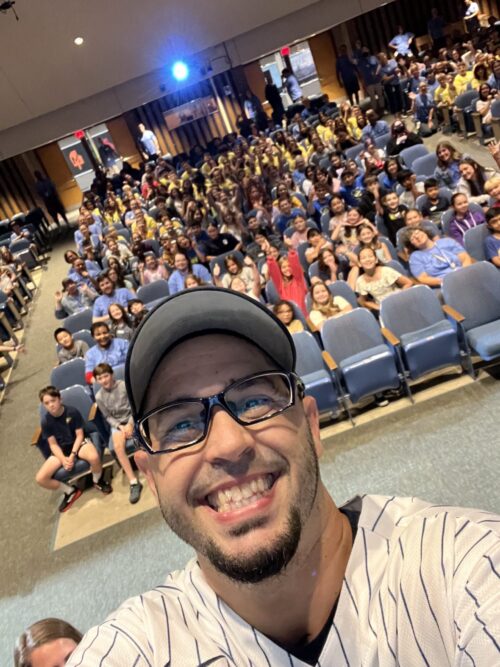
top-left (135, 371), bottom-right (304, 455)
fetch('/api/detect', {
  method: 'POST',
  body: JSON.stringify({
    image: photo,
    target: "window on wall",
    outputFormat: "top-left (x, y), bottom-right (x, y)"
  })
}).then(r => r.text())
top-left (289, 41), bottom-right (318, 85)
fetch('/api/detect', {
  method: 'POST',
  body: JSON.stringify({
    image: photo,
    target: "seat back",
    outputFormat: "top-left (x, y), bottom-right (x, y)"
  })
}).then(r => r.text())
top-left (442, 262), bottom-right (500, 331)
top-left (136, 279), bottom-right (169, 304)
top-left (60, 385), bottom-right (93, 425)
top-left (293, 330), bottom-right (325, 376)
top-left (491, 97), bottom-right (500, 119)
top-left (374, 132), bottom-right (391, 149)
top-left (321, 308), bottom-right (384, 363)
top-left (50, 358), bottom-right (86, 390)
top-left (328, 280), bottom-right (358, 310)
top-left (399, 144), bottom-right (429, 169)
top-left (463, 223), bottom-right (488, 262)
top-left (344, 144), bottom-right (363, 161)
top-left (63, 308), bottom-right (93, 334)
top-left (412, 153), bottom-right (438, 177)
top-left (455, 90), bottom-right (479, 110)
top-left (265, 280), bottom-right (281, 304)
top-left (209, 250), bottom-right (245, 276)
top-left (72, 329), bottom-right (95, 348)
top-left (380, 285), bottom-right (444, 337)
top-left (385, 259), bottom-right (409, 276)
top-left (10, 239), bottom-right (31, 253)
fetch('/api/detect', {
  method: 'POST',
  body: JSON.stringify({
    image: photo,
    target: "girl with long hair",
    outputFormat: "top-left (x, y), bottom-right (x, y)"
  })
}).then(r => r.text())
top-left (308, 280), bottom-right (352, 330)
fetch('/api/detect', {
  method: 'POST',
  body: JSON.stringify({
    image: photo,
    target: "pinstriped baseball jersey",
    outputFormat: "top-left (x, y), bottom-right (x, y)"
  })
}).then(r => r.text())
top-left (67, 495), bottom-right (500, 666)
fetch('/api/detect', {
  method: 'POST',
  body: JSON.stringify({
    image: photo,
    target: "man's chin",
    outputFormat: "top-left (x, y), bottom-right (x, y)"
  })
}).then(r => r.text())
top-left (204, 508), bottom-right (302, 584)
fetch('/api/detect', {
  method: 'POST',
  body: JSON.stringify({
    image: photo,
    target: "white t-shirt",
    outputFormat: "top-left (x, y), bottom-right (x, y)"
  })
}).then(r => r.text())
top-left (356, 266), bottom-right (402, 304)
top-left (309, 296), bottom-right (351, 328)
top-left (67, 495), bottom-right (500, 666)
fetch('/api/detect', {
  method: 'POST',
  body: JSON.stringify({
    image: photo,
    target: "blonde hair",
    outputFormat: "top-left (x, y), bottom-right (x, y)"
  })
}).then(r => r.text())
top-left (485, 176), bottom-right (500, 194)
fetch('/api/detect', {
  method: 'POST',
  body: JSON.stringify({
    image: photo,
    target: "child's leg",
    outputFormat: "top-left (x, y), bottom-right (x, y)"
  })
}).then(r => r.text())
top-left (111, 430), bottom-right (137, 484)
top-left (78, 440), bottom-right (102, 476)
top-left (35, 456), bottom-right (64, 490)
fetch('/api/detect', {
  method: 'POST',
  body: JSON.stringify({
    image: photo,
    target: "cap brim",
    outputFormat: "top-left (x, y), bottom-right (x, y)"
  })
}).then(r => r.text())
top-left (125, 287), bottom-right (296, 416)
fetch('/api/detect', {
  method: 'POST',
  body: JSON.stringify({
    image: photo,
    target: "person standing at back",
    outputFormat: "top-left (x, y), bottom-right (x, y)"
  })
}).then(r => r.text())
top-left (33, 170), bottom-right (68, 229)
top-left (138, 123), bottom-right (160, 161)
top-left (282, 68), bottom-right (302, 103)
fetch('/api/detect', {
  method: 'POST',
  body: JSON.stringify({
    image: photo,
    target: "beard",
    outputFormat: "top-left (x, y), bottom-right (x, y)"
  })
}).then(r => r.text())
top-left (156, 424), bottom-right (320, 584)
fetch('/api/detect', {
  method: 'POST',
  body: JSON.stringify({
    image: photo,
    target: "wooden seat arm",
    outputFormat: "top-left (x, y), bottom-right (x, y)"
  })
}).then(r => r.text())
top-left (381, 327), bottom-right (401, 346)
top-left (306, 317), bottom-right (318, 333)
top-left (442, 304), bottom-right (465, 323)
top-left (88, 403), bottom-right (98, 421)
top-left (321, 350), bottom-right (338, 371)
top-left (30, 426), bottom-right (41, 446)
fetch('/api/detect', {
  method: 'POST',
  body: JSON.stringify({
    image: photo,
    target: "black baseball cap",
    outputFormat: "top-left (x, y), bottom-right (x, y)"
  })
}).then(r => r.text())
top-left (125, 287), bottom-right (297, 417)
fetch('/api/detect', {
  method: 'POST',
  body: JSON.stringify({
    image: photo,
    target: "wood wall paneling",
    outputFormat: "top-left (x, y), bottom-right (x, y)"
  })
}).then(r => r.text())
top-left (106, 116), bottom-right (141, 167)
top-left (35, 143), bottom-right (81, 209)
top-left (242, 62), bottom-right (267, 102)
top-left (308, 32), bottom-right (344, 101)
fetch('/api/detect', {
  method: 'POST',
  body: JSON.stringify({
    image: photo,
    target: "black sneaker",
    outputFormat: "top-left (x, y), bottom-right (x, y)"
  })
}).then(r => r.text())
top-left (59, 487), bottom-right (82, 512)
top-left (94, 475), bottom-right (113, 494)
top-left (129, 481), bottom-right (143, 504)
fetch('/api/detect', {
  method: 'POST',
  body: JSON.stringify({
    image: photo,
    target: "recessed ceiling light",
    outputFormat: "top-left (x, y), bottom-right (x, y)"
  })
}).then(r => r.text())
top-left (74, 37), bottom-right (84, 46)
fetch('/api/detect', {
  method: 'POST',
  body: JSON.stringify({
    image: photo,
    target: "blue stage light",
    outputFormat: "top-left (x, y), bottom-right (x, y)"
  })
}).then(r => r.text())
top-left (172, 61), bottom-right (189, 81)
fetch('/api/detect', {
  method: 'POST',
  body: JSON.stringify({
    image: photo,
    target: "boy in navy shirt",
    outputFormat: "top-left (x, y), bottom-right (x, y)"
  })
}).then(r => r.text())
top-left (37, 386), bottom-right (112, 512)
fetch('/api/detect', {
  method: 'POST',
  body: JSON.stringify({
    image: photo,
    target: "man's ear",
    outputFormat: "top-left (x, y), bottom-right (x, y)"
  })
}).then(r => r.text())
top-left (302, 395), bottom-right (323, 457)
top-left (134, 451), bottom-right (159, 502)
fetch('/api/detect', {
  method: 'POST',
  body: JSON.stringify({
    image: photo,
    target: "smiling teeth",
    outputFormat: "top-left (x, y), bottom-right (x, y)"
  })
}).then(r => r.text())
top-left (207, 474), bottom-right (274, 513)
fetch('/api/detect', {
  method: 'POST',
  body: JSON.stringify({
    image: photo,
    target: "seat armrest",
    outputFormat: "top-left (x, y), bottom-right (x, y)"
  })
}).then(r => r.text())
top-left (442, 304), bottom-right (465, 323)
top-left (88, 403), bottom-right (98, 421)
top-left (381, 327), bottom-right (401, 346)
top-left (30, 426), bottom-right (41, 446)
top-left (321, 350), bottom-right (338, 370)
top-left (306, 317), bottom-right (318, 333)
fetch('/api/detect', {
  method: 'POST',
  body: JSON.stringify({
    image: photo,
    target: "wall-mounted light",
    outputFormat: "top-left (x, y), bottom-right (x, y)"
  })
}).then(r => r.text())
top-left (74, 37), bottom-right (84, 46)
top-left (172, 61), bottom-right (189, 82)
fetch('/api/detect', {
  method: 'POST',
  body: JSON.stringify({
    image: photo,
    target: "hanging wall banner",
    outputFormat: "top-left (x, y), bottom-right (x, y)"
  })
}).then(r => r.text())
top-left (59, 140), bottom-right (94, 177)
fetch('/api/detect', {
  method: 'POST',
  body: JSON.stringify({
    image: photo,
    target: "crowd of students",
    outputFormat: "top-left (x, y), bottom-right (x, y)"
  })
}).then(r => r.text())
top-left (25, 23), bottom-right (500, 518)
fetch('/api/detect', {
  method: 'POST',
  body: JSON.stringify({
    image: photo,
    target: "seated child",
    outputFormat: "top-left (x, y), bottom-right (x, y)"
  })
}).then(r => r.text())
top-left (419, 177), bottom-right (451, 225)
top-left (54, 327), bottom-right (89, 365)
top-left (37, 385), bottom-right (112, 512)
top-left (485, 208), bottom-right (500, 268)
top-left (93, 363), bottom-right (143, 504)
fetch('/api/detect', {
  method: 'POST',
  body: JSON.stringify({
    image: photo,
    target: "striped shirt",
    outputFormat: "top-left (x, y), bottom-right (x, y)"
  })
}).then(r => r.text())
top-left (67, 495), bottom-right (500, 666)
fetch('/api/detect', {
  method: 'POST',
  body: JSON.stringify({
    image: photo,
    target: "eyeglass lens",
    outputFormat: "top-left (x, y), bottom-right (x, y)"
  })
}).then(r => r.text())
top-left (143, 373), bottom-right (292, 452)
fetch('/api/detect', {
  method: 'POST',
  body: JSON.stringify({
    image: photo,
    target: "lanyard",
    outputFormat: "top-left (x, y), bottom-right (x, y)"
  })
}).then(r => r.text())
top-left (429, 248), bottom-right (458, 269)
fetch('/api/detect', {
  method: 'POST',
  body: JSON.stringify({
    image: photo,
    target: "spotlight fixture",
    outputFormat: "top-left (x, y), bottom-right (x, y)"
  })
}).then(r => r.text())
top-left (74, 37), bottom-right (84, 46)
top-left (172, 61), bottom-right (189, 82)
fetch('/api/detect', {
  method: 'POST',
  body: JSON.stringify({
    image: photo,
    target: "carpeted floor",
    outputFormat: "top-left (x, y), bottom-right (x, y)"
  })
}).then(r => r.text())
top-left (1, 134), bottom-right (500, 662)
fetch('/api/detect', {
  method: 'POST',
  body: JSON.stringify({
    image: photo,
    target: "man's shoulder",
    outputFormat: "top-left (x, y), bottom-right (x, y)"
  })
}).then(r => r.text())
top-left (67, 560), bottom-right (226, 666)
top-left (354, 494), bottom-right (500, 542)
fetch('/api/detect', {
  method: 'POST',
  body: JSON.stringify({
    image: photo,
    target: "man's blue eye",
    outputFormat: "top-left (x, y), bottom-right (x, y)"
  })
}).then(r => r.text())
top-left (237, 396), bottom-right (272, 415)
top-left (172, 420), bottom-right (196, 432)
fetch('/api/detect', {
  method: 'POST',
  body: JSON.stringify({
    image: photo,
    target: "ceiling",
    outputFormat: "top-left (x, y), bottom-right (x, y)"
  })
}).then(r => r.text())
top-left (0, 0), bottom-right (319, 132)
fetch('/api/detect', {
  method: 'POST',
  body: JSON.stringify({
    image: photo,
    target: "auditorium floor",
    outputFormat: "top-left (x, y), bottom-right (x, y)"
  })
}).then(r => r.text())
top-left (1, 133), bottom-right (500, 662)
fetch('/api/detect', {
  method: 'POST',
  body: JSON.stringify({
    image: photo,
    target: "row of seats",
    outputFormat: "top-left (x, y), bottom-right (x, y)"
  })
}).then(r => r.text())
top-left (294, 262), bottom-right (500, 422)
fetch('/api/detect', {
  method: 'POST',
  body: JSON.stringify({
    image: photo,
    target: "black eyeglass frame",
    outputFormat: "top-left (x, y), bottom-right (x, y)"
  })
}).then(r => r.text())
top-left (134, 370), bottom-right (304, 455)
